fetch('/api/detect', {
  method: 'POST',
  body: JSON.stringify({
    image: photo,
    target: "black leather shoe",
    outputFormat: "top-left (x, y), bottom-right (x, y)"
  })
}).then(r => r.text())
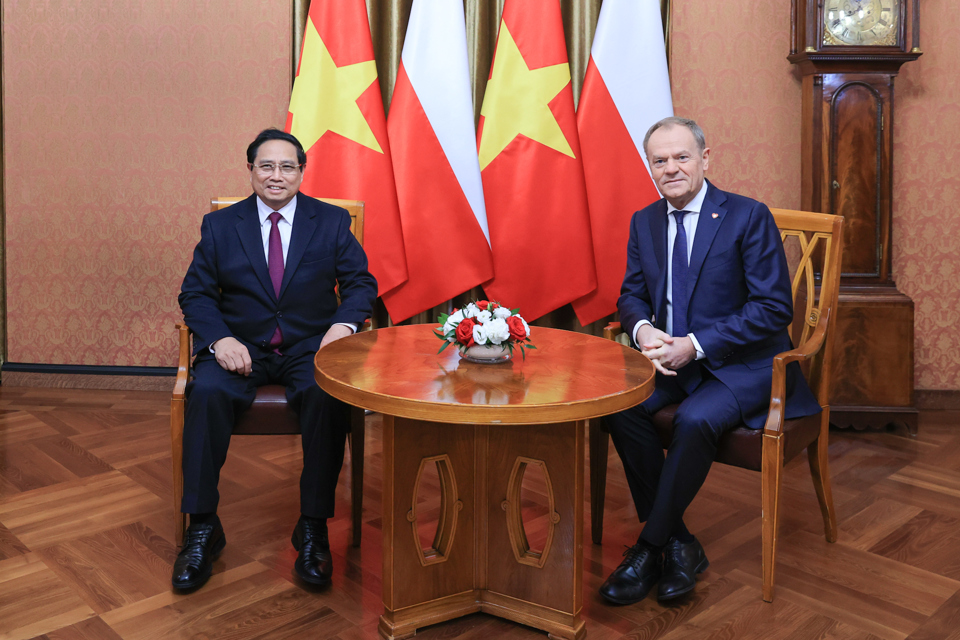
top-left (599, 542), bottom-right (662, 605)
top-left (658, 536), bottom-right (709, 600)
top-left (172, 518), bottom-right (226, 590)
top-left (292, 517), bottom-right (333, 586)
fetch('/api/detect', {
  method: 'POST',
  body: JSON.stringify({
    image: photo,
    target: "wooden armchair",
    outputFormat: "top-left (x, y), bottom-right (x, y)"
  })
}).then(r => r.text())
top-left (589, 208), bottom-right (844, 602)
top-left (170, 197), bottom-right (367, 548)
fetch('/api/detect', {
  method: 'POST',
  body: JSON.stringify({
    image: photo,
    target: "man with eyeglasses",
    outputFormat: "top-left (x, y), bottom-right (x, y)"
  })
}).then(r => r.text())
top-left (175, 128), bottom-right (377, 591)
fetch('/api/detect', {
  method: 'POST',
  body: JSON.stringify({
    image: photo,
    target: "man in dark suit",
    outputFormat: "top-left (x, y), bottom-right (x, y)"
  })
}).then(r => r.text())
top-left (599, 117), bottom-right (821, 605)
top-left (174, 128), bottom-right (377, 590)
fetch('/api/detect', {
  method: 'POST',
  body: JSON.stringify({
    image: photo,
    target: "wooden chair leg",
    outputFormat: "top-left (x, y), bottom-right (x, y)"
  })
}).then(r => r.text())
top-left (171, 398), bottom-right (187, 547)
top-left (807, 414), bottom-right (838, 543)
top-left (349, 407), bottom-right (366, 547)
top-left (761, 432), bottom-right (784, 602)
top-left (588, 419), bottom-right (609, 545)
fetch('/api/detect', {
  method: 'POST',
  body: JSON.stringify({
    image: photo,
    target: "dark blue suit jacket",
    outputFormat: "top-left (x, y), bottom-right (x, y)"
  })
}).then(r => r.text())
top-left (618, 181), bottom-right (821, 429)
top-left (179, 193), bottom-right (378, 358)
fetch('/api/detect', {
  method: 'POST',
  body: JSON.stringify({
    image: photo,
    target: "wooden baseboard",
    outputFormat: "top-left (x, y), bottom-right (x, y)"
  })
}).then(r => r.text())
top-left (915, 389), bottom-right (960, 411)
top-left (2, 371), bottom-right (174, 391)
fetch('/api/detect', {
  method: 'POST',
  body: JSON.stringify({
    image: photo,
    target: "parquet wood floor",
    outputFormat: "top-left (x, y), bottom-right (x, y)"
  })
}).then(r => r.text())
top-left (1, 386), bottom-right (959, 639)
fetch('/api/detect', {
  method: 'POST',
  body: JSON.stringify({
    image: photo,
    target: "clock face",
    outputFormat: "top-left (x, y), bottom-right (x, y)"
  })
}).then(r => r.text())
top-left (823, 0), bottom-right (900, 46)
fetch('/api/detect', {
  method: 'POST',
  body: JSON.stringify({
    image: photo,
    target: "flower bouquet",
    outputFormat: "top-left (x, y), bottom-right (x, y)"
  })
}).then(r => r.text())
top-left (435, 300), bottom-right (536, 362)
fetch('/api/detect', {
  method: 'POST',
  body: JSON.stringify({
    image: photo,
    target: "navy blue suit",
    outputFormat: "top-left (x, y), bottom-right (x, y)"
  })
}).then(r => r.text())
top-left (179, 193), bottom-right (377, 519)
top-left (606, 181), bottom-right (820, 545)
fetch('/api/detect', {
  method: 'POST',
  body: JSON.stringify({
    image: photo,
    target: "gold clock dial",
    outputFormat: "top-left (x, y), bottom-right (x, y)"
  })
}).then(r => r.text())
top-left (823, 0), bottom-right (900, 46)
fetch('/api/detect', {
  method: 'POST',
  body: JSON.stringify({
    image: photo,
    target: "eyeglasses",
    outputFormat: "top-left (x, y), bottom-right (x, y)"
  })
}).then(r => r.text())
top-left (249, 163), bottom-right (303, 176)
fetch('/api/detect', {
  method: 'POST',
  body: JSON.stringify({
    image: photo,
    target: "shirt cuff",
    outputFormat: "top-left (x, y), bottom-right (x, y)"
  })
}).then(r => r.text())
top-left (688, 333), bottom-right (706, 360)
top-left (333, 322), bottom-right (357, 334)
top-left (632, 320), bottom-right (652, 348)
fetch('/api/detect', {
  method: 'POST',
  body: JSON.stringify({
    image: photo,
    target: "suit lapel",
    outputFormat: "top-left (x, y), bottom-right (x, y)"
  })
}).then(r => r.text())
top-left (648, 200), bottom-right (669, 328)
top-left (278, 195), bottom-right (318, 301)
top-left (235, 197), bottom-right (276, 299)
top-left (687, 182), bottom-right (728, 301)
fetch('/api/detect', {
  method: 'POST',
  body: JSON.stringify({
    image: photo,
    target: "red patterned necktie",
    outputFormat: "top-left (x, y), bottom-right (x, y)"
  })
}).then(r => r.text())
top-left (268, 211), bottom-right (284, 349)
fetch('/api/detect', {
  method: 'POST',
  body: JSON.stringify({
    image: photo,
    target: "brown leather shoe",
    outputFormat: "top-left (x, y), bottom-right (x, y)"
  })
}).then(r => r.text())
top-left (599, 542), bottom-right (662, 605)
top-left (658, 536), bottom-right (709, 601)
top-left (172, 517), bottom-right (226, 590)
top-left (292, 517), bottom-right (333, 587)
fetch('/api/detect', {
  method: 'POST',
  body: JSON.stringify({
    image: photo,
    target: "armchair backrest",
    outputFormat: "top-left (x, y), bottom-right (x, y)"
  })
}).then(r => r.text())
top-left (769, 209), bottom-right (845, 409)
top-left (210, 196), bottom-right (365, 245)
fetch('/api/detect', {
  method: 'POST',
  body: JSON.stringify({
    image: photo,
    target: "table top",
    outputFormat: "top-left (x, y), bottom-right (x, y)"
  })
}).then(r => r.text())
top-left (314, 325), bottom-right (655, 425)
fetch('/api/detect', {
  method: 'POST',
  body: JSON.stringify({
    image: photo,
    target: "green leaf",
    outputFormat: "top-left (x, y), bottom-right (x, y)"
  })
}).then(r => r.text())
top-left (438, 341), bottom-right (451, 354)
top-left (525, 344), bottom-right (537, 350)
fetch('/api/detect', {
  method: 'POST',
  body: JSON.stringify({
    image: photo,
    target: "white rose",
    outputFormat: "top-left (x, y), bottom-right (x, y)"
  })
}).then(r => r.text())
top-left (493, 306), bottom-right (512, 319)
top-left (473, 323), bottom-right (489, 345)
top-left (484, 318), bottom-right (511, 345)
top-left (443, 310), bottom-right (465, 335)
top-left (463, 303), bottom-right (479, 319)
top-left (477, 310), bottom-right (492, 324)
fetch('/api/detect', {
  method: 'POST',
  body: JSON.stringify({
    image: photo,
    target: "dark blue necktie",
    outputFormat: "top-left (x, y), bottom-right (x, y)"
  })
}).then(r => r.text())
top-left (672, 210), bottom-right (689, 338)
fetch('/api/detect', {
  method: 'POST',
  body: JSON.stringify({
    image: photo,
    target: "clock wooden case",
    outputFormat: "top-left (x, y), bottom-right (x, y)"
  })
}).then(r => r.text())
top-left (789, 0), bottom-right (921, 432)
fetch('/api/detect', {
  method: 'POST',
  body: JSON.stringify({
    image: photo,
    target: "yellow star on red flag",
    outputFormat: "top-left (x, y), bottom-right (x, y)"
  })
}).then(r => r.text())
top-left (478, 22), bottom-right (574, 170)
top-left (288, 17), bottom-right (382, 154)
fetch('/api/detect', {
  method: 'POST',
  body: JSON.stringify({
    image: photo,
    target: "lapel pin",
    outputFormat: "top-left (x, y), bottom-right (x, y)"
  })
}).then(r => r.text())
top-left (711, 212), bottom-right (719, 219)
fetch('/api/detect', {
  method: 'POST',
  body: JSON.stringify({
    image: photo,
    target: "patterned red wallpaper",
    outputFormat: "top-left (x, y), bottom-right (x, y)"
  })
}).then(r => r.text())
top-left (3, 0), bottom-right (292, 366)
top-left (4, 1), bottom-right (958, 390)
top-left (670, 0), bottom-right (960, 391)
top-left (893, 8), bottom-right (960, 391)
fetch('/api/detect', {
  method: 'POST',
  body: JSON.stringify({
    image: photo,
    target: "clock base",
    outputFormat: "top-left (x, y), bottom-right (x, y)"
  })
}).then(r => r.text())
top-left (830, 406), bottom-right (918, 436)
top-left (828, 285), bottom-right (917, 435)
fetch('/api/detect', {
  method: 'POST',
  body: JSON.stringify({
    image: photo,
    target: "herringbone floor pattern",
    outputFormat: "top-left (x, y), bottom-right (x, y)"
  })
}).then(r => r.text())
top-left (1, 387), bottom-right (959, 639)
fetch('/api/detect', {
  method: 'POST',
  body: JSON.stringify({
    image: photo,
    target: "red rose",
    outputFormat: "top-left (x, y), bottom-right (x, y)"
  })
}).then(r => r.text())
top-left (506, 316), bottom-right (527, 342)
top-left (489, 302), bottom-right (498, 310)
top-left (476, 300), bottom-right (490, 311)
top-left (455, 317), bottom-right (477, 347)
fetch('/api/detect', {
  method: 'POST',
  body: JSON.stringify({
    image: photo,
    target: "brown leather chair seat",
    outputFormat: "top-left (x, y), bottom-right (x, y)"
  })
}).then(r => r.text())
top-left (650, 405), bottom-right (823, 472)
top-left (234, 385), bottom-right (301, 435)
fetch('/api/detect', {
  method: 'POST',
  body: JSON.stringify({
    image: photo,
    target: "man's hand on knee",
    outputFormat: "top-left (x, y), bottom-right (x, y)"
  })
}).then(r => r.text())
top-left (212, 337), bottom-right (252, 376)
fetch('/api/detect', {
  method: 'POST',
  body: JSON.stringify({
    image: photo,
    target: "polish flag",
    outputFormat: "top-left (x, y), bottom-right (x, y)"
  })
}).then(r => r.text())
top-left (382, 0), bottom-right (492, 321)
top-left (572, 0), bottom-right (673, 325)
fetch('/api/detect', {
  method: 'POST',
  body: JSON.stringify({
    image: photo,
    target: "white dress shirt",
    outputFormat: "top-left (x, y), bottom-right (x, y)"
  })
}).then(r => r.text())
top-left (255, 194), bottom-right (297, 263)
top-left (633, 180), bottom-right (708, 360)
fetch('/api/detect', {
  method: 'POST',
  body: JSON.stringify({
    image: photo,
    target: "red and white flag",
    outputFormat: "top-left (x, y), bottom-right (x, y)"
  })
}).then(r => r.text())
top-left (572, 0), bottom-right (673, 325)
top-left (477, 0), bottom-right (596, 321)
top-left (382, 0), bottom-right (493, 321)
top-left (286, 0), bottom-right (408, 296)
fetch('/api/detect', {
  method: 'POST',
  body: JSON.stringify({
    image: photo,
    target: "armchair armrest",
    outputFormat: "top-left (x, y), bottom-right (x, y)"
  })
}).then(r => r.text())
top-left (603, 322), bottom-right (623, 342)
top-left (173, 323), bottom-right (191, 400)
top-left (763, 309), bottom-right (831, 436)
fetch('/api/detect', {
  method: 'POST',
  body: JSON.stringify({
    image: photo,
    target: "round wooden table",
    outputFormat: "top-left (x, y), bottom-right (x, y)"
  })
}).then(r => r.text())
top-left (315, 325), bottom-right (654, 640)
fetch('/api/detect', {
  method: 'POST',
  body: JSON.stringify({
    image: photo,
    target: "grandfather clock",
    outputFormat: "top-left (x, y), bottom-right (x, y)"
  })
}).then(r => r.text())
top-left (789, 0), bottom-right (921, 433)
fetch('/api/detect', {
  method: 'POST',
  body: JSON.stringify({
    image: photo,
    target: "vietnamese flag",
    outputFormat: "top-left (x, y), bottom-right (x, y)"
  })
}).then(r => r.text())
top-left (286, 0), bottom-right (407, 296)
top-left (572, 0), bottom-right (673, 324)
top-left (477, 0), bottom-right (596, 322)
top-left (382, 0), bottom-right (493, 322)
